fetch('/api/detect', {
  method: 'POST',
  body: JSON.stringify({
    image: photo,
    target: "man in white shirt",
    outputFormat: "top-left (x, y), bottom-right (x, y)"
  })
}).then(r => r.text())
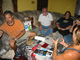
top-left (38, 8), bottom-right (53, 36)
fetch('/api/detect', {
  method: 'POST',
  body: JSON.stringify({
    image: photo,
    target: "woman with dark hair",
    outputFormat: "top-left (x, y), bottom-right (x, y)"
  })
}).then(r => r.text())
top-left (64, 11), bottom-right (71, 17)
top-left (54, 11), bottom-right (73, 43)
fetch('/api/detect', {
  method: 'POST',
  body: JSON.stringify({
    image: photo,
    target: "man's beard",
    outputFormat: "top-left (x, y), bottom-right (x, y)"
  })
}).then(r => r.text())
top-left (7, 21), bottom-right (14, 26)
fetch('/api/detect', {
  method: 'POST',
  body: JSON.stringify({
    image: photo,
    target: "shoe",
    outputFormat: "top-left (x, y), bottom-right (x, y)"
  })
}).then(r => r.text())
top-left (0, 49), bottom-right (7, 55)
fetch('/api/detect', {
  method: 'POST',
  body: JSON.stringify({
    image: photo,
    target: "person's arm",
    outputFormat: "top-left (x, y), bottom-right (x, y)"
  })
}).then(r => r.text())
top-left (60, 41), bottom-right (68, 47)
top-left (0, 25), bottom-right (5, 37)
top-left (69, 21), bottom-right (77, 32)
top-left (15, 29), bottom-right (25, 39)
top-left (69, 25), bottom-right (75, 32)
top-left (53, 39), bottom-right (75, 60)
top-left (0, 30), bottom-right (3, 37)
top-left (49, 21), bottom-right (54, 29)
top-left (53, 39), bottom-right (65, 60)
top-left (60, 38), bottom-right (68, 47)
top-left (76, 20), bottom-right (80, 25)
top-left (65, 25), bottom-right (72, 30)
top-left (56, 22), bottom-right (64, 31)
top-left (53, 38), bottom-right (68, 60)
top-left (38, 14), bottom-right (43, 31)
top-left (73, 27), bottom-right (78, 44)
top-left (49, 13), bottom-right (54, 29)
top-left (38, 22), bottom-right (41, 26)
top-left (53, 39), bottom-right (59, 60)
top-left (56, 22), bottom-right (61, 30)
top-left (38, 22), bottom-right (42, 31)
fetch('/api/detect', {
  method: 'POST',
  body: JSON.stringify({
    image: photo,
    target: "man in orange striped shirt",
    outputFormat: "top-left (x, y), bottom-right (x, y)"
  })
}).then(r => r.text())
top-left (0, 11), bottom-right (36, 53)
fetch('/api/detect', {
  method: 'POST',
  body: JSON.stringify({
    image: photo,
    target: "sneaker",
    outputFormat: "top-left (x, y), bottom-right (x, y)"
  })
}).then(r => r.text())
top-left (0, 49), bottom-right (7, 55)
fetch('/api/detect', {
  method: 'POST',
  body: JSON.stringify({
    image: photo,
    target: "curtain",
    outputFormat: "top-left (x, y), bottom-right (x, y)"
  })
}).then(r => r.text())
top-left (2, 0), bottom-right (13, 13)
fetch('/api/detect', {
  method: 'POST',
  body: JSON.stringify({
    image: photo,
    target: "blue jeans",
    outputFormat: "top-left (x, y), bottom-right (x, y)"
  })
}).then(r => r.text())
top-left (64, 34), bottom-right (73, 44)
top-left (40, 25), bottom-right (53, 36)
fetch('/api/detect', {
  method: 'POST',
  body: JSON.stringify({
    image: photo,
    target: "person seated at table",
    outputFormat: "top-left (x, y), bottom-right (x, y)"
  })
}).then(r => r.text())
top-left (53, 26), bottom-right (80, 60)
top-left (0, 11), bottom-right (36, 55)
top-left (54, 11), bottom-right (73, 43)
top-left (38, 8), bottom-right (54, 36)
top-left (70, 16), bottom-right (80, 33)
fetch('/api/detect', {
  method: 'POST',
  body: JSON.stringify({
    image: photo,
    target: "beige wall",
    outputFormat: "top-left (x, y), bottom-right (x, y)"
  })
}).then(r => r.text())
top-left (18, 0), bottom-right (37, 12)
top-left (48, 0), bottom-right (77, 16)
top-left (17, 0), bottom-right (77, 16)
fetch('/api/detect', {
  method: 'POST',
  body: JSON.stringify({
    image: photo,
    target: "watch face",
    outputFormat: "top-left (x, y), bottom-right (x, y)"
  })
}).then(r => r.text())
top-left (15, 38), bottom-right (17, 40)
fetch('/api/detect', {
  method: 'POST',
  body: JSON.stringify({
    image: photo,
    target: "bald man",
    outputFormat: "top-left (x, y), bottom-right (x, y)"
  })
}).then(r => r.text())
top-left (38, 8), bottom-right (54, 36)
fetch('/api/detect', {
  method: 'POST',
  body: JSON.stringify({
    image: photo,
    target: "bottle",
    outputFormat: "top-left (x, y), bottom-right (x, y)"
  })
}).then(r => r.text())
top-left (28, 25), bottom-right (32, 30)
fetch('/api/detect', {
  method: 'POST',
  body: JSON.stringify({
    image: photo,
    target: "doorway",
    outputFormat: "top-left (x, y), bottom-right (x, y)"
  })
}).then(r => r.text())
top-left (12, 0), bottom-right (18, 12)
top-left (0, 0), bottom-right (17, 15)
top-left (0, 0), bottom-right (3, 14)
top-left (37, 0), bottom-right (48, 11)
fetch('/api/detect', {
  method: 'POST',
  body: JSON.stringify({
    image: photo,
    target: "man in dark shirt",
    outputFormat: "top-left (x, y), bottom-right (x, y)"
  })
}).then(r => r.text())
top-left (55, 11), bottom-right (73, 43)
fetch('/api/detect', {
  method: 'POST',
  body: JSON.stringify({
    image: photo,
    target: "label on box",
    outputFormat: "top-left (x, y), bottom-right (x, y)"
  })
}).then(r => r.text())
top-left (24, 21), bottom-right (32, 31)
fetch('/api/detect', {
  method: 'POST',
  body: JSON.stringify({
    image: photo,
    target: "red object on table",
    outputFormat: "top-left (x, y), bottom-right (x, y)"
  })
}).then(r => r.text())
top-left (32, 44), bottom-right (40, 51)
top-left (41, 43), bottom-right (49, 48)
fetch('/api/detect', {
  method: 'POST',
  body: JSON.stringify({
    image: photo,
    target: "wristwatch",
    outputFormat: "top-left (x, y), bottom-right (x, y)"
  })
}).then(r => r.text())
top-left (15, 38), bottom-right (17, 41)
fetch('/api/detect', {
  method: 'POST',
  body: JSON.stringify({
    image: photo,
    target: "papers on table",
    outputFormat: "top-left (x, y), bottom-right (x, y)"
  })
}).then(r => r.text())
top-left (35, 36), bottom-right (45, 42)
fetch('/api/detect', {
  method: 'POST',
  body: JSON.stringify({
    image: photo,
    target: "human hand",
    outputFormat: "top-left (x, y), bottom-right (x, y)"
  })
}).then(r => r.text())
top-left (60, 38), bottom-right (68, 47)
top-left (49, 26), bottom-right (52, 29)
top-left (58, 27), bottom-right (65, 31)
top-left (61, 28), bottom-right (66, 31)
top-left (9, 38), bottom-right (16, 46)
top-left (58, 27), bottom-right (61, 30)
top-left (60, 38), bottom-right (65, 45)
top-left (40, 26), bottom-right (42, 30)
top-left (73, 21), bottom-right (77, 26)
top-left (0, 31), bottom-right (3, 37)
top-left (53, 39), bottom-right (59, 46)
top-left (10, 38), bottom-right (16, 42)
top-left (76, 20), bottom-right (80, 25)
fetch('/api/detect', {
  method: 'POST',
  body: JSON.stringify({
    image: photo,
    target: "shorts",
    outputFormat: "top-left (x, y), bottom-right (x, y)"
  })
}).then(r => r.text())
top-left (18, 31), bottom-right (29, 40)
top-left (2, 31), bottom-right (29, 47)
top-left (16, 31), bottom-right (29, 46)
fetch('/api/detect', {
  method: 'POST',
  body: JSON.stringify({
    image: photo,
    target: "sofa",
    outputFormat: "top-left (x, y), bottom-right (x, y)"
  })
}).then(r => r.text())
top-left (0, 10), bottom-right (65, 59)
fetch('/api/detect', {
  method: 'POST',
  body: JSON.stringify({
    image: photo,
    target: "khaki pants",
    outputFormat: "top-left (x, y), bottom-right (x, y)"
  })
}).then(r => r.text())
top-left (16, 31), bottom-right (29, 46)
top-left (2, 31), bottom-right (29, 48)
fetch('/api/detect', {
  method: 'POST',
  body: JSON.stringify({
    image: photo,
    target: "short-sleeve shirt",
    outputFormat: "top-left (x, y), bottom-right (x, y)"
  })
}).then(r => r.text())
top-left (0, 19), bottom-right (25, 38)
top-left (38, 13), bottom-right (53, 26)
top-left (57, 17), bottom-right (73, 28)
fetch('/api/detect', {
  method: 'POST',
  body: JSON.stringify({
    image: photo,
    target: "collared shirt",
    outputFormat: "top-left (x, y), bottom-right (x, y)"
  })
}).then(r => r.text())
top-left (38, 13), bottom-right (53, 26)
